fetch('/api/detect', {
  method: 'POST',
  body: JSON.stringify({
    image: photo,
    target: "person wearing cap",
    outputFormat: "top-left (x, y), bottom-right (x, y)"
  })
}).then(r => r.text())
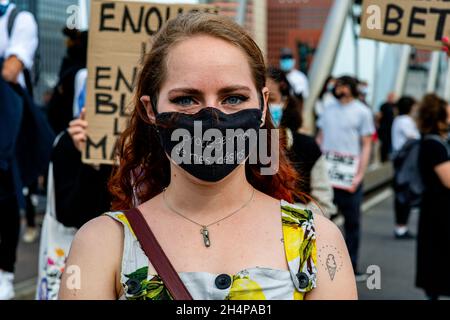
top-left (279, 47), bottom-right (309, 100)
top-left (0, 0), bottom-right (39, 300)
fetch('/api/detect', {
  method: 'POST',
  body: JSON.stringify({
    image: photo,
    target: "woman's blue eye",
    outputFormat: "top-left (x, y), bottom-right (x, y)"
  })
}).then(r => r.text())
top-left (223, 96), bottom-right (247, 105)
top-left (173, 97), bottom-right (195, 106)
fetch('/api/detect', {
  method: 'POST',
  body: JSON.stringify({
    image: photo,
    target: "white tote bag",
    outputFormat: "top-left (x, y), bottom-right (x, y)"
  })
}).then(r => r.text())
top-left (36, 134), bottom-right (78, 300)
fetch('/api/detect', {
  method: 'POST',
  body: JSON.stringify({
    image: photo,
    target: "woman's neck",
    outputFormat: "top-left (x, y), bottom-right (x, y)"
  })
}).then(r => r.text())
top-left (163, 164), bottom-right (254, 221)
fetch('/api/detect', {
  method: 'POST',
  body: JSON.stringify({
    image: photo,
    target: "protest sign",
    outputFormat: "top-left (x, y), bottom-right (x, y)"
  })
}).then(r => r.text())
top-left (83, 0), bottom-right (218, 164)
top-left (360, 0), bottom-right (450, 51)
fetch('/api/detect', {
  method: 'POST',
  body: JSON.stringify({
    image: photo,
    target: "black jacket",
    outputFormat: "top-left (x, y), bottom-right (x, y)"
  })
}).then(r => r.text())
top-left (52, 132), bottom-right (112, 229)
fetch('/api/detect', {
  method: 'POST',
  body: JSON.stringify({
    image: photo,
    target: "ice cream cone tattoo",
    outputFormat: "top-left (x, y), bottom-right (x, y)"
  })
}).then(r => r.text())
top-left (318, 245), bottom-right (344, 281)
top-left (326, 254), bottom-right (337, 280)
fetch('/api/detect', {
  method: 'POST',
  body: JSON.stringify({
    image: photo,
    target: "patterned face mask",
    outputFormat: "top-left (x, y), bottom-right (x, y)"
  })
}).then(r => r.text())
top-left (155, 106), bottom-right (263, 182)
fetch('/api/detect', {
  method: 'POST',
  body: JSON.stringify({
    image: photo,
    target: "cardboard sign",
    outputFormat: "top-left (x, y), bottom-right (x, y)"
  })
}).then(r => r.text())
top-left (360, 0), bottom-right (450, 51)
top-left (83, 0), bottom-right (218, 165)
top-left (324, 151), bottom-right (360, 190)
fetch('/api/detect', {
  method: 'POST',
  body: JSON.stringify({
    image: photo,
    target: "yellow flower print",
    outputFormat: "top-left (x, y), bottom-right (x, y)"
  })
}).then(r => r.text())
top-left (55, 248), bottom-right (65, 257)
top-left (282, 224), bottom-right (304, 263)
top-left (293, 289), bottom-right (304, 300)
top-left (116, 213), bottom-right (136, 237)
top-left (226, 274), bottom-right (266, 300)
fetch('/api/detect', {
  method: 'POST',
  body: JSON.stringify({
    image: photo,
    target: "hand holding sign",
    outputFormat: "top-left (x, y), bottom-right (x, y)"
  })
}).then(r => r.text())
top-left (443, 36), bottom-right (450, 57)
top-left (68, 108), bottom-right (88, 153)
top-left (324, 151), bottom-right (360, 191)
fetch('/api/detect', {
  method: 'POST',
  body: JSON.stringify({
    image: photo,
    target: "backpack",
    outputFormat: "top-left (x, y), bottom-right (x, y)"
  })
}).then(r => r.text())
top-left (393, 135), bottom-right (448, 207)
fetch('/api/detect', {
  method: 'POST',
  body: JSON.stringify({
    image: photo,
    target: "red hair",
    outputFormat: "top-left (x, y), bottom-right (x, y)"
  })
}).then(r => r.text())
top-left (108, 12), bottom-right (302, 210)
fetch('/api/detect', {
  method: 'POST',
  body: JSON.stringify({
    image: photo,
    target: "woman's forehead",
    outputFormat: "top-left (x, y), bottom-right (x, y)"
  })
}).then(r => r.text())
top-left (162, 35), bottom-right (255, 92)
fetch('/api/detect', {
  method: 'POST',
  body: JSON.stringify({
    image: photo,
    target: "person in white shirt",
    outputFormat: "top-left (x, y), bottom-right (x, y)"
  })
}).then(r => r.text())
top-left (391, 96), bottom-right (420, 240)
top-left (316, 76), bottom-right (375, 280)
top-left (391, 97), bottom-right (420, 153)
top-left (0, 0), bottom-right (38, 300)
top-left (279, 47), bottom-right (309, 100)
top-left (0, 0), bottom-right (38, 88)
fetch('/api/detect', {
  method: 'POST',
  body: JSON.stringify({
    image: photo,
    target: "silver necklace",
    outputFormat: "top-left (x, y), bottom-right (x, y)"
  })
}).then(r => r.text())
top-left (162, 187), bottom-right (255, 248)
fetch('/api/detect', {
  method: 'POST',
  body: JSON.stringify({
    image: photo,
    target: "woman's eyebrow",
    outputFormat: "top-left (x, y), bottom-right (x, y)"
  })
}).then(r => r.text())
top-left (167, 86), bottom-right (252, 96)
top-left (218, 85), bottom-right (252, 95)
top-left (168, 88), bottom-right (202, 96)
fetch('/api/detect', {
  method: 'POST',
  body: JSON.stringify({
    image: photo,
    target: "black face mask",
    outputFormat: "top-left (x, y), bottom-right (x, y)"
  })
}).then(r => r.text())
top-left (332, 87), bottom-right (345, 100)
top-left (155, 105), bottom-right (263, 182)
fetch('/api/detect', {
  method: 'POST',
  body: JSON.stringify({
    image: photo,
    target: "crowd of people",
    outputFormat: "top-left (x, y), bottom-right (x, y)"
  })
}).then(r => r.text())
top-left (0, 2), bottom-right (449, 301)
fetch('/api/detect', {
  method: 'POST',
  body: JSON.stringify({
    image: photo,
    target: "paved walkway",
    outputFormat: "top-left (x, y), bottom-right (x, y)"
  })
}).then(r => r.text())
top-left (356, 189), bottom-right (425, 300)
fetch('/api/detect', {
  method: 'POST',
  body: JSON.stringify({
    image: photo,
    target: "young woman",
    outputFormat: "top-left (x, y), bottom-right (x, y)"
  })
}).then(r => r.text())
top-left (416, 94), bottom-right (450, 300)
top-left (391, 96), bottom-right (419, 239)
top-left (59, 13), bottom-right (356, 300)
top-left (266, 67), bottom-right (336, 219)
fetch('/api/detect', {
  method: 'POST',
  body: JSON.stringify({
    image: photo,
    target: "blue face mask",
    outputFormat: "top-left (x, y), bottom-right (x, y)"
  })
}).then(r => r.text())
top-left (0, 4), bottom-right (9, 17)
top-left (327, 84), bottom-right (335, 92)
top-left (280, 58), bottom-right (295, 72)
top-left (269, 103), bottom-right (284, 128)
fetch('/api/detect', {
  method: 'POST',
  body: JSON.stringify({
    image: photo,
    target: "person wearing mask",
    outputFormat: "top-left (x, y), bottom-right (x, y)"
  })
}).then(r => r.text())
top-left (416, 94), bottom-right (450, 300)
top-left (59, 13), bottom-right (357, 300)
top-left (314, 76), bottom-right (336, 120)
top-left (391, 96), bottom-right (420, 240)
top-left (266, 67), bottom-right (336, 218)
top-left (279, 47), bottom-right (309, 100)
top-left (392, 97), bottom-right (419, 154)
top-left (316, 75), bottom-right (375, 280)
top-left (47, 28), bottom-right (88, 135)
top-left (36, 32), bottom-right (112, 299)
top-left (357, 80), bottom-right (369, 106)
top-left (376, 92), bottom-right (396, 163)
top-left (0, 0), bottom-right (39, 300)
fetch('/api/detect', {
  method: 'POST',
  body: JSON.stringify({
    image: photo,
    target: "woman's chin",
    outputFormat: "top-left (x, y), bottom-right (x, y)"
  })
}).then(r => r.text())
top-left (171, 162), bottom-right (246, 186)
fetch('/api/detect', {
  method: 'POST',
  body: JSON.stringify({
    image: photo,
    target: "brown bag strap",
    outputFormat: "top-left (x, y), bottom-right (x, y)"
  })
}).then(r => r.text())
top-left (124, 208), bottom-right (193, 300)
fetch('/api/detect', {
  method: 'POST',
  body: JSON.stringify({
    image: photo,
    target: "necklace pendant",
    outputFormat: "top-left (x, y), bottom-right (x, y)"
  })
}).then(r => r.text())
top-left (200, 226), bottom-right (211, 248)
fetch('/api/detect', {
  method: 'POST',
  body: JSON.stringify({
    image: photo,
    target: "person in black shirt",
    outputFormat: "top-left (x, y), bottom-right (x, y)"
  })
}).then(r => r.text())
top-left (376, 92), bottom-right (396, 163)
top-left (416, 94), bottom-right (450, 300)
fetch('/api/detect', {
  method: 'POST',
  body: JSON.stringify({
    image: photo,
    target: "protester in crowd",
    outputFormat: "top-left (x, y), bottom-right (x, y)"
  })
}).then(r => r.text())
top-left (376, 92), bottom-right (396, 162)
top-left (357, 80), bottom-right (369, 106)
top-left (59, 13), bottom-right (356, 300)
top-left (36, 29), bottom-right (113, 299)
top-left (314, 76), bottom-right (336, 120)
top-left (47, 28), bottom-right (88, 135)
top-left (392, 97), bottom-right (419, 154)
top-left (416, 94), bottom-right (450, 300)
top-left (266, 66), bottom-right (336, 218)
top-left (390, 96), bottom-right (420, 240)
top-left (316, 75), bottom-right (375, 280)
top-left (279, 47), bottom-right (309, 100)
top-left (0, 0), bottom-right (51, 300)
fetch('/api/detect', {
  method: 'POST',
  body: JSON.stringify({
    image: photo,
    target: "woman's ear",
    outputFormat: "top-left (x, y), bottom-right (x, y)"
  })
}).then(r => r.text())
top-left (140, 95), bottom-right (156, 123)
top-left (261, 87), bottom-right (270, 127)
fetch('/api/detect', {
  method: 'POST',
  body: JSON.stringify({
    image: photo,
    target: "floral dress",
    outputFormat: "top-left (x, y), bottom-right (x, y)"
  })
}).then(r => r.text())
top-left (104, 200), bottom-right (317, 300)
